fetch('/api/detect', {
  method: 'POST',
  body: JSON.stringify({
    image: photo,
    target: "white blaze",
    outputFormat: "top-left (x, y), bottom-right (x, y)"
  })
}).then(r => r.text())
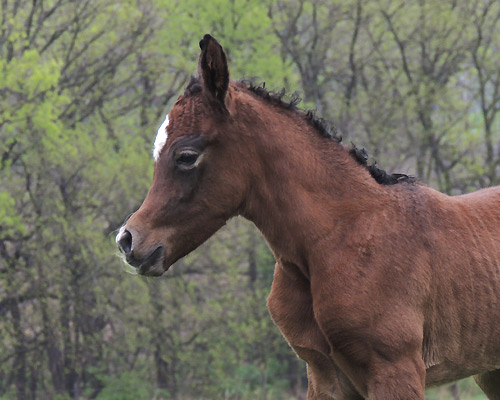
top-left (153, 114), bottom-right (169, 161)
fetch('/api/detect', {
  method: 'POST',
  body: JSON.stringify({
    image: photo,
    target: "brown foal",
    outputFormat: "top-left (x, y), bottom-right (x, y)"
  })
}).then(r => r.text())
top-left (116, 35), bottom-right (500, 399)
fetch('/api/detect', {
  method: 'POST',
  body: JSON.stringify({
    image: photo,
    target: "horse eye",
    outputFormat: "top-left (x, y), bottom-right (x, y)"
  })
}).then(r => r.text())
top-left (175, 150), bottom-right (200, 168)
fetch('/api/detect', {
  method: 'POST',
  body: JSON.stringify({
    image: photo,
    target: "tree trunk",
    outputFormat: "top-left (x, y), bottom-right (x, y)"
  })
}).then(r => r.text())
top-left (11, 300), bottom-right (27, 400)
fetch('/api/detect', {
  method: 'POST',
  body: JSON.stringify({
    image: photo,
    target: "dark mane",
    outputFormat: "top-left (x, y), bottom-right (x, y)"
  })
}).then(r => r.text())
top-left (185, 76), bottom-right (203, 96)
top-left (237, 80), bottom-right (341, 143)
top-left (185, 76), bottom-right (416, 186)
top-left (349, 146), bottom-right (417, 185)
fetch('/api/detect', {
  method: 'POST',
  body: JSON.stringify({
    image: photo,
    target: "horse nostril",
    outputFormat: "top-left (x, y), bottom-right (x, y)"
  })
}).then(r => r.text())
top-left (117, 229), bottom-right (133, 255)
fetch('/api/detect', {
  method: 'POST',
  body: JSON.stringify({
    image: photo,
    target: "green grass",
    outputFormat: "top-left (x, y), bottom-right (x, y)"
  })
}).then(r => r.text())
top-left (426, 378), bottom-right (487, 400)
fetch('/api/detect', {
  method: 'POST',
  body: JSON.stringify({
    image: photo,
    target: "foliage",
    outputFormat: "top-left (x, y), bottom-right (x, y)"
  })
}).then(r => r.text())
top-left (94, 372), bottom-right (150, 400)
top-left (1, 0), bottom-right (498, 399)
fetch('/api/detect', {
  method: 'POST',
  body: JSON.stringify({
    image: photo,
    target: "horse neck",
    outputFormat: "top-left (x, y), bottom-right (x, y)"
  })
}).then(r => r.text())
top-left (236, 100), bottom-right (389, 271)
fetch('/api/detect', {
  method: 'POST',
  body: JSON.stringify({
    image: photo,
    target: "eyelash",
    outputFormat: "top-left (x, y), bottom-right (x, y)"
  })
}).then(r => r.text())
top-left (175, 149), bottom-right (200, 169)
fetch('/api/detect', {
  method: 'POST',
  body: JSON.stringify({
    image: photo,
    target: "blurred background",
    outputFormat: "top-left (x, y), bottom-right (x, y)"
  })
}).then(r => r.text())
top-left (1, 0), bottom-right (499, 399)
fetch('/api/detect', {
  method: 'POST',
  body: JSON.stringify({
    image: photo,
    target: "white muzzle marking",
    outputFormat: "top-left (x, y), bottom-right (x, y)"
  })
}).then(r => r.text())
top-left (115, 225), bottom-right (126, 244)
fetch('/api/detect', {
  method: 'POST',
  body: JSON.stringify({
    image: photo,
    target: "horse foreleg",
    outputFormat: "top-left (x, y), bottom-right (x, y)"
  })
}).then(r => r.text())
top-left (310, 270), bottom-right (428, 400)
top-left (267, 262), bottom-right (363, 400)
top-left (316, 321), bottom-right (426, 400)
top-left (474, 369), bottom-right (500, 400)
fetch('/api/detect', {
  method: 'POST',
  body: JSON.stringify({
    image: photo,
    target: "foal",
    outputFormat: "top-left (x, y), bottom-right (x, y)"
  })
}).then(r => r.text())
top-left (117, 35), bottom-right (500, 400)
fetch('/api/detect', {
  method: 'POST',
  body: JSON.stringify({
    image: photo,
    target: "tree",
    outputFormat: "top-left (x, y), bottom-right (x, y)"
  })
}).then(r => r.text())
top-left (468, 0), bottom-right (500, 186)
top-left (1, 0), bottom-right (498, 398)
top-left (1, 1), bottom-right (154, 397)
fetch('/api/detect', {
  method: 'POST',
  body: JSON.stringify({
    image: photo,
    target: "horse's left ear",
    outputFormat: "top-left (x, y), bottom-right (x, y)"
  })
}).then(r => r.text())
top-left (198, 34), bottom-right (229, 111)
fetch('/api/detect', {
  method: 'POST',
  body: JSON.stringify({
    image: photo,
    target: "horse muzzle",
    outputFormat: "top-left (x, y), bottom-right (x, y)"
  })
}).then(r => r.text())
top-left (116, 227), bottom-right (165, 276)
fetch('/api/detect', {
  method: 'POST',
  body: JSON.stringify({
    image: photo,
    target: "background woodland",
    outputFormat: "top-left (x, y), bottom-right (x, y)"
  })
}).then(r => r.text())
top-left (1, 0), bottom-right (500, 399)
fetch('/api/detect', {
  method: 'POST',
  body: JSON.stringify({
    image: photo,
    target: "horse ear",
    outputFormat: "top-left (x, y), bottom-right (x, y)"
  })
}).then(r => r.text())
top-left (198, 34), bottom-right (229, 110)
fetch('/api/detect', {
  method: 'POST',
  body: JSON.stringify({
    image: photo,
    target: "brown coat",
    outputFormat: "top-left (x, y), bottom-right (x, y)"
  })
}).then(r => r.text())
top-left (117, 35), bottom-right (500, 400)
